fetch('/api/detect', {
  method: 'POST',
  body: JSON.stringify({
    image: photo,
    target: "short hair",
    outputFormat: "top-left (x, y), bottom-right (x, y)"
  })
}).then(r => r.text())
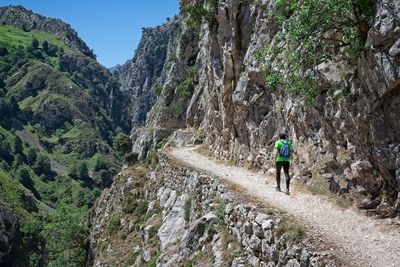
top-left (279, 132), bottom-right (287, 139)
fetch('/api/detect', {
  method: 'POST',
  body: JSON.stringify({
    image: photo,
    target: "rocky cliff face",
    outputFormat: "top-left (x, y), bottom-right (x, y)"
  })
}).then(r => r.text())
top-left (89, 151), bottom-right (335, 266)
top-left (187, 0), bottom-right (400, 216)
top-left (126, 0), bottom-right (400, 216)
top-left (117, 18), bottom-right (182, 130)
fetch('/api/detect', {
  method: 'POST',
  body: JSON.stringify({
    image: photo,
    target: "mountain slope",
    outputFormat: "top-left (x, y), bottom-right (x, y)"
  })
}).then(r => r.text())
top-left (0, 5), bottom-right (95, 57)
top-left (0, 6), bottom-right (129, 266)
top-left (116, 17), bottom-right (182, 130)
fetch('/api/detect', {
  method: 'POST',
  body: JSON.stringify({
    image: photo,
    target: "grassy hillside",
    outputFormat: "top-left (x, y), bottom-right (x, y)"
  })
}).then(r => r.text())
top-left (0, 23), bottom-right (128, 266)
top-left (0, 25), bottom-right (70, 51)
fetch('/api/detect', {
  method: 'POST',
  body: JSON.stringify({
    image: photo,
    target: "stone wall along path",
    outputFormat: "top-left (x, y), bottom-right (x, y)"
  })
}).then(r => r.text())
top-left (168, 146), bottom-right (400, 267)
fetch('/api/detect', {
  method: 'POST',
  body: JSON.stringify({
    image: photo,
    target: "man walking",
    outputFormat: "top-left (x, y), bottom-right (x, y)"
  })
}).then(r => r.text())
top-left (274, 132), bottom-right (293, 195)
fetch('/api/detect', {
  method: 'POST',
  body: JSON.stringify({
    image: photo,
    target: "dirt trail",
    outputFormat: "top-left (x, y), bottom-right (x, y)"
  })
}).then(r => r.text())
top-left (167, 146), bottom-right (400, 267)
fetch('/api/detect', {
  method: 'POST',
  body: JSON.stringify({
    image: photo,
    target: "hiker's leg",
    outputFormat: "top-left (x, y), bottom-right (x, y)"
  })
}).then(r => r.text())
top-left (283, 162), bottom-right (291, 191)
top-left (276, 162), bottom-right (282, 190)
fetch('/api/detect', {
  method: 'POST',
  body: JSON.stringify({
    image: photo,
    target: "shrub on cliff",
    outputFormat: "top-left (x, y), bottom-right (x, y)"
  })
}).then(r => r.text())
top-left (257, 0), bottom-right (375, 103)
top-left (113, 133), bottom-right (131, 156)
top-left (181, 0), bottom-right (217, 29)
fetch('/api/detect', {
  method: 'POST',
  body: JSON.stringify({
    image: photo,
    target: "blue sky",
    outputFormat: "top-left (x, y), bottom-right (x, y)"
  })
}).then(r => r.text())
top-left (0, 0), bottom-right (179, 67)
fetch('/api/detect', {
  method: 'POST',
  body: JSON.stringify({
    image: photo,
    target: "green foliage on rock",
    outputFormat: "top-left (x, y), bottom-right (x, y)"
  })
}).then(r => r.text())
top-left (154, 84), bottom-right (164, 96)
top-left (124, 152), bottom-right (139, 165)
top-left (113, 132), bottom-right (132, 156)
top-left (182, 0), bottom-right (217, 30)
top-left (257, 0), bottom-right (375, 103)
top-left (107, 215), bottom-right (121, 235)
top-left (216, 199), bottom-right (226, 225)
top-left (184, 197), bottom-right (192, 222)
top-left (275, 215), bottom-right (305, 243)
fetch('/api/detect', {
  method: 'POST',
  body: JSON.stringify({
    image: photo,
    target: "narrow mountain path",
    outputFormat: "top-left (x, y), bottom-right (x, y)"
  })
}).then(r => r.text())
top-left (167, 146), bottom-right (400, 267)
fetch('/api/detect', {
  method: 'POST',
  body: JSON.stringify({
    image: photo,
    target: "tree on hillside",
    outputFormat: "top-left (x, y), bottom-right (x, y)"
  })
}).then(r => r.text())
top-left (0, 96), bottom-right (19, 118)
top-left (17, 167), bottom-right (33, 189)
top-left (42, 40), bottom-right (49, 53)
top-left (113, 133), bottom-right (131, 155)
top-left (31, 38), bottom-right (39, 50)
top-left (33, 154), bottom-right (52, 178)
top-left (76, 162), bottom-right (89, 180)
top-left (27, 147), bottom-right (38, 165)
top-left (41, 204), bottom-right (89, 267)
top-left (0, 45), bottom-right (8, 57)
top-left (33, 49), bottom-right (44, 59)
top-left (12, 154), bottom-right (23, 169)
top-left (0, 140), bottom-right (13, 163)
top-left (92, 155), bottom-right (107, 172)
top-left (11, 135), bottom-right (24, 155)
top-left (68, 164), bottom-right (78, 179)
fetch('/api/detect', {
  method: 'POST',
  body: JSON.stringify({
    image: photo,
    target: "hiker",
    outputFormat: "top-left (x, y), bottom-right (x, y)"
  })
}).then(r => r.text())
top-left (274, 132), bottom-right (293, 195)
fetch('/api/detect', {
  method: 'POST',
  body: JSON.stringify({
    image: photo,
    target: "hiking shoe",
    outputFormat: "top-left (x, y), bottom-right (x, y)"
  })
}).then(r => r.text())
top-left (285, 189), bottom-right (290, 195)
top-left (275, 187), bottom-right (281, 192)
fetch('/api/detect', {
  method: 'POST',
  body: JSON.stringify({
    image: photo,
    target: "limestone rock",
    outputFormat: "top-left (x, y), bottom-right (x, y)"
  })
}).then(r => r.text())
top-left (180, 212), bottom-right (217, 257)
top-left (158, 195), bottom-right (187, 250)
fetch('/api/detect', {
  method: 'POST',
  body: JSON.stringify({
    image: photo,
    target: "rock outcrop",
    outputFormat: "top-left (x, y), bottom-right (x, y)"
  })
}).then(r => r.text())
top-left (89, 153), bottom-right (335, 266)
top-left (116, 18), bottom-right (182, 130)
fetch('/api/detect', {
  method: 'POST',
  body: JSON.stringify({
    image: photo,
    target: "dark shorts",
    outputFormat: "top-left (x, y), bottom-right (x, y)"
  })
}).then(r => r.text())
top-left (276, 161), bottom-right (290, 173)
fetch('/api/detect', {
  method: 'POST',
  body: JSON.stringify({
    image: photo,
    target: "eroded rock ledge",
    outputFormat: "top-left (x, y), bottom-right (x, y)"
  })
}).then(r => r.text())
top-left (89, 153), bottom-right (336, 267)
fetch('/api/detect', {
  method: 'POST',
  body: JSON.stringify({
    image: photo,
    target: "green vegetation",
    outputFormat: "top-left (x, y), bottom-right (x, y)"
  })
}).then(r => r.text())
top-left (124, 251), bottom-right (140, 266)
top-left (257, 0), bottom-right (375, 103)
top-left (124, 152), bottom-right (139, 165)
top-left (166, 66), bottom-right (198, 120)
top-left (149, 251), bottom-right (160, 267)
top-left (41, 204), bottom-right (89, 267)
top-left (275, 215), bottom-right (305, 243)
top-left (144, 151), bottom-right (159, 167)
top-left (107, 215), bottom-right (121, 235)
top-left (184, 197), bottom-right (192, 222)
top-left (0, 21), bottom-right (127, 266)
top-left (153, 84), bottom-right (164, 96)
top-left (216, 199), bottom-right (226, 225)
top-left (0, 25), bottom-right (68, 75)
top-left (0, 25), bottom-right (70, 51)
top-left (177, 67), bottom-right (196, 97)
top-left (206, 225), bottom-right (217, 237)
top-left (113, 132), bottom-right (132, 155)
top-left (181, 0), bottom-right (217, 30)
top-left (155, 138), bottom-right (169, 149)
top-left (184, 251), bottom-right (208, 267)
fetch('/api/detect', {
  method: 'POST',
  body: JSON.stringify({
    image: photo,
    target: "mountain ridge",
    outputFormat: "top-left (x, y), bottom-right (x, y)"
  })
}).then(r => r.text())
top-left (0, 5), bottom-right (95, 58)
top-left (0, 5), bottom-right (130, 266)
